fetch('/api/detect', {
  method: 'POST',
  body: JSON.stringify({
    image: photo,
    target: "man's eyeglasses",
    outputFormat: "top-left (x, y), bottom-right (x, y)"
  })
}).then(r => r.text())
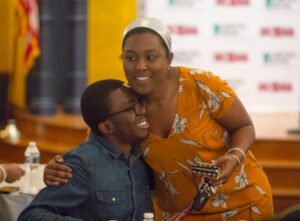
top-left (103, 101), bottom-right (146, 120)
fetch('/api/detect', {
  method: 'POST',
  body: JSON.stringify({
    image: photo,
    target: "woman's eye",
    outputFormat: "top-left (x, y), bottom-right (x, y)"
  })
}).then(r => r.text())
top-left (147, 56), bottom-right (156, 60)
top-left (125, 55), bottom-right (136, 61)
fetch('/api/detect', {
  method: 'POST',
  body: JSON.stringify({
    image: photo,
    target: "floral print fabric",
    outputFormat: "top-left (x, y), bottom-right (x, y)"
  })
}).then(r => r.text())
top-left (140, 67), bottom-right (273, 221)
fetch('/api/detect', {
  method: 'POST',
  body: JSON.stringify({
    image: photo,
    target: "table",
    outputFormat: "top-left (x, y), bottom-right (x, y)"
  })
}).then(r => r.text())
top-left (0, 165), bottom-right (45, 221)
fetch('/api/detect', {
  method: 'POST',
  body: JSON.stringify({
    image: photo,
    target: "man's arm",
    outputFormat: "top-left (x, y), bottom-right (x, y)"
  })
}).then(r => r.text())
top-left (18, 155), bottom-right (89, 221)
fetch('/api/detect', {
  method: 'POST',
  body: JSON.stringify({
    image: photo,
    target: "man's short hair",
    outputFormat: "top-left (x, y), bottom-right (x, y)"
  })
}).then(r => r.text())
top-left (80, 79), bottom-right (124, 135)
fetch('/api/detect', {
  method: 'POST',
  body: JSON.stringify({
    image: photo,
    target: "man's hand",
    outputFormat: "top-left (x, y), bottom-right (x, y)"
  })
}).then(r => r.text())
top-left (3, 164), bottom-right (25, 183)
top-left (43, 155), bottom-right (73, 186)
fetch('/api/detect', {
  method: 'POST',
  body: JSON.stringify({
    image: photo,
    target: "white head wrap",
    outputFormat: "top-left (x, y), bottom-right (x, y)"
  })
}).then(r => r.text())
top-left (123, 17), bottom-right (172, 51)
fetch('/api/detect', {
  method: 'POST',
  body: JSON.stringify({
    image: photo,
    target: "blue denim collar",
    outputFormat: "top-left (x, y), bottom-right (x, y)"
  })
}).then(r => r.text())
top-left (88, 132), bottom-right (141, 159)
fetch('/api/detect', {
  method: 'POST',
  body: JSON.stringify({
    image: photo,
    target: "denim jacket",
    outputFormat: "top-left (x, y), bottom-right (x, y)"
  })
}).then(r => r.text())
top-left (18, 132), bottom-right (153, 221)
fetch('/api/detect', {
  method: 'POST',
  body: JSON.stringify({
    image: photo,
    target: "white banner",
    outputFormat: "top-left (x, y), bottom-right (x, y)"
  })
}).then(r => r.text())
top-left (139, 0), bottom-right (300, 113)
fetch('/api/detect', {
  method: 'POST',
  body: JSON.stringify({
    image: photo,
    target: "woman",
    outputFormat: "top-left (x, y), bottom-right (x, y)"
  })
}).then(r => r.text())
top-left (0, 163), bottom-right (24, 183)
top-left (45, 18), bottom-right (273, 221)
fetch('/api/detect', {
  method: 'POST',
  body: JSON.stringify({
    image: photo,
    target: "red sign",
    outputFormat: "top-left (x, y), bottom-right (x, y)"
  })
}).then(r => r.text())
top-left (259, 82), bottom-right (292, 92)
top-left (214, 52), bottom-right (248, 62)
top-left (169, 25), bottom-right (198, 35)
top-left (216, 0), bottom-right (250, 6)
top-left (261, 27), bottom-right (294, 37)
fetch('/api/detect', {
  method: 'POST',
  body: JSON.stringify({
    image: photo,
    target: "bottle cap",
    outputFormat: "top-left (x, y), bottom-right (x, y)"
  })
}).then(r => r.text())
top-left (29, 141), bottom-right (36, 146)
top-left (143, 212), bottom-right (154, 219)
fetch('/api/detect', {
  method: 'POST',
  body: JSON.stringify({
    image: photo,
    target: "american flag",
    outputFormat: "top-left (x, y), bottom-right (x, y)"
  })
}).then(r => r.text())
top-left (16, 0), bottom-right (40, 75)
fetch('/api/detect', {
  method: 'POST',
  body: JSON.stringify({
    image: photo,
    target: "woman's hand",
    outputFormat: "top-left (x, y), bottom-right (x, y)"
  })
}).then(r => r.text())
top-left (43, 155), bottom-right (72, 186)
top-left (205, 155), bottom-right (239, 186)
top-left (3, 164), bottom-right (25, 183)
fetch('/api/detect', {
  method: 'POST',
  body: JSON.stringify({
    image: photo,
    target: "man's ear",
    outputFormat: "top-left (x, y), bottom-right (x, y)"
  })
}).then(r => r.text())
top-left (98, 120), bottom-right (114, 135)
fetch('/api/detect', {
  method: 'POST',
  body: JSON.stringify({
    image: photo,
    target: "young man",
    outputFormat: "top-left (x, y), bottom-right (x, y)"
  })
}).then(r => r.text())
top-left (18, 79), bottom-right (153, 221)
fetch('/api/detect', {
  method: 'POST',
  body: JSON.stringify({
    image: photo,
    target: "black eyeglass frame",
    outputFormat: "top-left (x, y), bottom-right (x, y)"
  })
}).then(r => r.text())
top-left (102, 101), bottom-right (145, 121)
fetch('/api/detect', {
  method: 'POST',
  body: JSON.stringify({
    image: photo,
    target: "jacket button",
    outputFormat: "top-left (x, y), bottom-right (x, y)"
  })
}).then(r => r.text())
top-left (112, 197), bottom-right (116, 202)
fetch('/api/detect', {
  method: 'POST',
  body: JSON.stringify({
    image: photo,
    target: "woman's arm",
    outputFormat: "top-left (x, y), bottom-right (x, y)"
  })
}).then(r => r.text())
top-left (43, 155), bottom-right (73, 186)
top-left (218, 96), bottom-right (255, 155)
top-left (211, 97), bottom-right (255, 186)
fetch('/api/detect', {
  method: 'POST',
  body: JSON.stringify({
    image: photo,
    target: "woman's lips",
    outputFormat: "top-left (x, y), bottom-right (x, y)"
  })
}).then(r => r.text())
top-left (135, 76), bottom-right (150, 81)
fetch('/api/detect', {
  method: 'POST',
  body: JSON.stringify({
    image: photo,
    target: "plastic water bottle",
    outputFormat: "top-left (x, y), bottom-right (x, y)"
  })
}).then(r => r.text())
top-left (23, 141), bottom-right (40, 194)
top-left (143, 212), bottom-right (154, 221)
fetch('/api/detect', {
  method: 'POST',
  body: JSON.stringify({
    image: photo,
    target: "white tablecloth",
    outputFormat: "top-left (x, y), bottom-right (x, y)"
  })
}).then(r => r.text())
top-left (0, 165), bottom-right (45, 221)
top-left (0, 193), bottom-right (33, 221)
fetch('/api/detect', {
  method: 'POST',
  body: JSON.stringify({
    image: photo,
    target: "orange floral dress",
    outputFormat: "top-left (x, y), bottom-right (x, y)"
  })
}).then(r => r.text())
top-left (140, 67), bottom-right (273, 221)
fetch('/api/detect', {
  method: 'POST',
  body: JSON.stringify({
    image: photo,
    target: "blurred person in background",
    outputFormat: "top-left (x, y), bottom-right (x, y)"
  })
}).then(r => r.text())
top-left (0, 163), bottom-right (24, 183)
